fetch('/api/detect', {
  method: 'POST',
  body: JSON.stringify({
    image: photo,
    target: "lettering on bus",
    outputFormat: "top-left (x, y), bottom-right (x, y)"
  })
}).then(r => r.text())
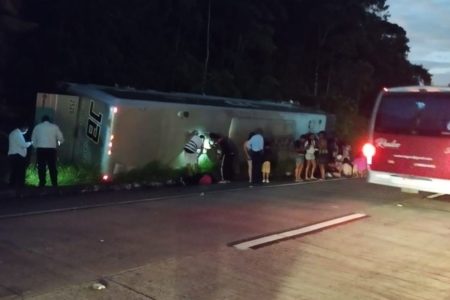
top-left (86, 101), bottom-right (103, 143)
top-left (374, 138), bottom-right (401, 149)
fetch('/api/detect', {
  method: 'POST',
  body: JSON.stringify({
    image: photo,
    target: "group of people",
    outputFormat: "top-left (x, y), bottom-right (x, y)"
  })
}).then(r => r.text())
top-left (182, 130), bottom-right (239, 184)
top-left (182, 129), bottom-right (273, 185)
top-left (293, 131), bottom-right (367, 181)
top-left (7, 115), bottom-right (64, 191)
top-left (181, 129), bottom-right (368, 186)
top-left (242, 129), bottom-right (367, 185)
top-left (9, 119), bottom-right (365, 192)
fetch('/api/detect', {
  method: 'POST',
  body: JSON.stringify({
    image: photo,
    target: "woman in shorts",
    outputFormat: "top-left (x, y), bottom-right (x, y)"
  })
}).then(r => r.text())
top-left (304, 134), bottom-right (317, 180)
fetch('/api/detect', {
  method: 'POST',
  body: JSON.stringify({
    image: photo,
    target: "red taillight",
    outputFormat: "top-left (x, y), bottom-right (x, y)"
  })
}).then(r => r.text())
top-left (362, 143), bottom-right (376, 165)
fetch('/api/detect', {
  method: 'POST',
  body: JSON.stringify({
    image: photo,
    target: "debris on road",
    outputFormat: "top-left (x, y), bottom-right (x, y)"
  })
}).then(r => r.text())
top-left (91, 283), bottom-right (106, 290)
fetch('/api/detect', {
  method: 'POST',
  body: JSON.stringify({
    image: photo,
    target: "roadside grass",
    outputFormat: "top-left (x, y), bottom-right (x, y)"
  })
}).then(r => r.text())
top-left (24, 158), bottom-right (219, 187)
top-left (114, 161), bottom-right (185, 183)
top-left (25, 164), bottom-right (100, 186)
top-left (23, 155), bottom-right (299, 187)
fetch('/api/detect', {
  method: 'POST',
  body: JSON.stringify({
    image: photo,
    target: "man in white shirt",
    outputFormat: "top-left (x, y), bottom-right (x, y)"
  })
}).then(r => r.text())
top-left (31, 115), bottom-right (64, 187)
top-left (8, 124), bottom-right (32, 189)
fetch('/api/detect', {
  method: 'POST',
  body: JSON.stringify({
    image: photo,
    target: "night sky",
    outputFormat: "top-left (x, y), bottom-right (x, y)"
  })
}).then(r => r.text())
top-left (387, 0), bottom-right (450, 86)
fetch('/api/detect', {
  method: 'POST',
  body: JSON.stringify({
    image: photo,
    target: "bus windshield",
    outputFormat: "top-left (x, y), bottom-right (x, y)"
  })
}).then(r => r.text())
top-left (374, 93), bottom-right (450, 137)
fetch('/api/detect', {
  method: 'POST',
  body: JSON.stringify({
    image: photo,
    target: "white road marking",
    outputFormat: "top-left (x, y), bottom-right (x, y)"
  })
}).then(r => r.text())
top-left (233, 213), bottom-right (368, 250)
top-left (426, 193), bottom-right (445, 199)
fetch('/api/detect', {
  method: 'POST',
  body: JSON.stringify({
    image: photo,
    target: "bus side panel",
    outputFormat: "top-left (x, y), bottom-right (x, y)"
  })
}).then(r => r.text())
top-left (35, 93), bottom-right (80, 163)
top-left (371, 133), bottom-right (450, 179)
top-left (368, 169), bottom-right (450, 194)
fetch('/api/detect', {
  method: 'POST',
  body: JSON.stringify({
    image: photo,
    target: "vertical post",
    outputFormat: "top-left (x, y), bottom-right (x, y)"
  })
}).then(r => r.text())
top-left (201, 0), bottom-right (212, 94)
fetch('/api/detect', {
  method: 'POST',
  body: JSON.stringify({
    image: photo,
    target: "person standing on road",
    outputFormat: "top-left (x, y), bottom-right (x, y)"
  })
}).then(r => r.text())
top-left (262, 141), bottom-right (273, 183)
top-left (8, 123), bottom-right (32, 189)
top-left (210, 133), bottom-right (236, 183)
top-left (243, 132), bottom-right (255, 183)
top-left (352, 151), bottom-right (368, 178)
top-left (183, 130), bottom-right (204, 176)
top-left (316, 131), bottom-right (328, 180)
top-left (247, 129), bottom-right (264, 184)
top-left (304, 133), bottom-right (317, 180)
top-left (31, 115), bottom-right (64, 187)
top-left (294, 135), bottom-right (306, 182)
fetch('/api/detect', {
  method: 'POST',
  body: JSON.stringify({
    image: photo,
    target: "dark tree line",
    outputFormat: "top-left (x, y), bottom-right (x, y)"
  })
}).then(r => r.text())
top-left (1, 0), bottom-right (431, 124)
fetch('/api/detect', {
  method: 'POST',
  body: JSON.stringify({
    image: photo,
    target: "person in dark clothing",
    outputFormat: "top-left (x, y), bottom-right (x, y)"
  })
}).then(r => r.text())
top-left (31, 115), bottom-right (64, 187)
top-left (294, 135), bottom-right (306, 182)
top-left (209, 133), bottom-right (236, 183)
top-left (316, 131), bottom-right (328, 180)
top-left (0, 126), bottom-right (10, 187)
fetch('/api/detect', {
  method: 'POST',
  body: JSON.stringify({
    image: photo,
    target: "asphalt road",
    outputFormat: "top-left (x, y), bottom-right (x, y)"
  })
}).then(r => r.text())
top-left (0, 179), bottom-right (450, 300)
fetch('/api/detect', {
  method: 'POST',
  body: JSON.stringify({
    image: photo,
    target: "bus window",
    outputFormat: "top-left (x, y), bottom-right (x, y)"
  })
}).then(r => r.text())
top-left (375, 93), bottom-right (450, 137)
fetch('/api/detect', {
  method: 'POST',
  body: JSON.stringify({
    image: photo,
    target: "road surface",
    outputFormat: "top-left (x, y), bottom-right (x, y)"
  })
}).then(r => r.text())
top-left (0, 179), bottom-right (449, 299)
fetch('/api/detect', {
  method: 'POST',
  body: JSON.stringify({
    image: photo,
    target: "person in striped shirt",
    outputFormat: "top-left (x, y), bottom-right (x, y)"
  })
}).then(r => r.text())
top-left (183, 130), bottom-right (204, 176)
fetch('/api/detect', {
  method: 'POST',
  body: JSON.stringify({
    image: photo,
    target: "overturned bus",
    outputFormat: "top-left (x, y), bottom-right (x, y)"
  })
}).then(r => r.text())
top-left (35, 83), bottom-right (332, 180)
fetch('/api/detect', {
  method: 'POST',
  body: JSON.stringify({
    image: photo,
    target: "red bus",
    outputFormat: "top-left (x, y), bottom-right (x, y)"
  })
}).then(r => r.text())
top-left (363, 86), bottom-right (450, 194)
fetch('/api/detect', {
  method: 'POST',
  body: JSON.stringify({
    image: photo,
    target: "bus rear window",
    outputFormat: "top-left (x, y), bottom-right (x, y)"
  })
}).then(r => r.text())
top-left (374, 93), bottom-right (450, 137)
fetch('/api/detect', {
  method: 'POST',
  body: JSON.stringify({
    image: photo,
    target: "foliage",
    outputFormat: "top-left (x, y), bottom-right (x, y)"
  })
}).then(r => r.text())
top-left (25, 163), bottom-right (100, 186)
top-left (0, 0), bottom-right (37, 113)
top-left (114, 161), bottom-right (185, 183)
top-left (1, 0), bottom-right (433, 122)
top-left (320, 95), bottom-right (367, 142)
top-left (23, 159), bottom-right (217, 186)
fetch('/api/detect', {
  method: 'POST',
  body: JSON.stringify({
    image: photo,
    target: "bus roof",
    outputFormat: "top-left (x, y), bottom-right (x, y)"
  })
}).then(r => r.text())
top-left (58, 82), bottom-right (325, 114)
